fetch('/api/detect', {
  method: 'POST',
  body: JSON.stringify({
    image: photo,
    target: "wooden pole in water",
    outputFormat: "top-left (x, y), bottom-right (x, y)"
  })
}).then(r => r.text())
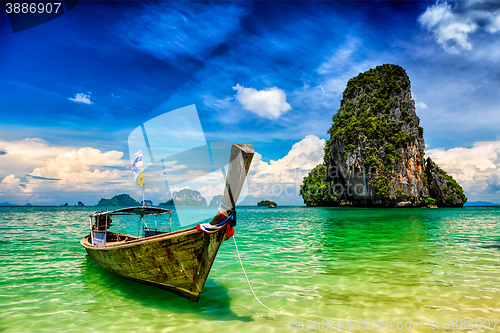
top-left (105, 214), bottom-right (108, 244)
top-left (90, 217), bottom-right (93, 245)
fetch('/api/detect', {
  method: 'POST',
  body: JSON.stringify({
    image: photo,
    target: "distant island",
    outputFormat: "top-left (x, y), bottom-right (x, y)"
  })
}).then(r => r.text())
top-left (258, 200), bottom-right (277, 207)
top-left (0, 202), bottom-right (33, 206)
top-left (97, 194), bottom-right (141, 206)
top-left (301, 64), bottom-right (466, 208)
top-left (63, 201), bottom-right (84, 206)
top-left (0, 202), bottom-right (18, 206)
top-left (209, 195), bottom-right (223, 206)
top-left (159, 189), bottom-right (207, 206)
top-left (158, 199), bottom-right (174, 206)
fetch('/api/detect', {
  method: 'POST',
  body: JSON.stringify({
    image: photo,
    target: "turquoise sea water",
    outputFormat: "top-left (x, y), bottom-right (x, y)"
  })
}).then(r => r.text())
top-left (1, 206), bottom-right (500, 332)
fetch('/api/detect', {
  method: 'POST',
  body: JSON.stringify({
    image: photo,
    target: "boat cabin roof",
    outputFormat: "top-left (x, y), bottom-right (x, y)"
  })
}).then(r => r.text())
top-left (90, 206), bottom-right (174, 217)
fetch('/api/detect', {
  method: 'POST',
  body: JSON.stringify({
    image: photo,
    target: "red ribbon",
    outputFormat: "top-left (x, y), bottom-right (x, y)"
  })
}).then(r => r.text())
top-left (196, 222), bottom-right (235, 238)
top-left (226, 223), bottom-right (235, 238)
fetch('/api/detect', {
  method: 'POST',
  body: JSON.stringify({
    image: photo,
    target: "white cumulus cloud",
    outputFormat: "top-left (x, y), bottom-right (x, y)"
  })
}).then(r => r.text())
top-left (246, 135), bottom-right (325, 204)
top-left (0, 138), bottom-right (72, 179)
top-left (30, 147), bottom-right (123, 183)
top-left (427, 140), bottom-right (500, 202)
top-left (68, 93), bottom-right (93, 104)
top-left (0, 138), bottom-right (127, 205)
top-left (233, 84), bottom-right (292, 119)
top-left (419, 0), bottom-right (500, 53)
top-left (0, 174), bottom-right (26, 196)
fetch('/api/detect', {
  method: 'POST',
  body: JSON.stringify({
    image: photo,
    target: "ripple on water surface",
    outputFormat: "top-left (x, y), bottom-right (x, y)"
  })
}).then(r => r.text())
top-left (1, 206), bottom-right (500, 332)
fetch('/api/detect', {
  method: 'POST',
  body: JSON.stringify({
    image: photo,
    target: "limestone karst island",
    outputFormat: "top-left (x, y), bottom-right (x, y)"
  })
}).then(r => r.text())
top-left (300, 64), bottom-right (466, 208)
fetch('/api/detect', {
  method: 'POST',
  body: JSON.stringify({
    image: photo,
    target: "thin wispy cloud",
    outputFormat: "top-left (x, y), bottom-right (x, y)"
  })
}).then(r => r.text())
top-left (317, 37), bottom-right (362, 75)
top-left (415, 102), bottom-right (429, 109)
top-left (412, 92), bottom-right (429, 110)
top-left (121, 2), bottom-right (248, 61)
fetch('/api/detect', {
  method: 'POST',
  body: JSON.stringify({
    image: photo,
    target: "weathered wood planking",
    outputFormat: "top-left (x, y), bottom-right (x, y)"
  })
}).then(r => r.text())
top-left (81, 227), bottom-right (226, 302)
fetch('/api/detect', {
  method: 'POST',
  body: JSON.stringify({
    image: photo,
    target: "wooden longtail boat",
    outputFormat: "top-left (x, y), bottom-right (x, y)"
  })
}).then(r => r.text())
top-left (81, 144), bottom-right (254, 302)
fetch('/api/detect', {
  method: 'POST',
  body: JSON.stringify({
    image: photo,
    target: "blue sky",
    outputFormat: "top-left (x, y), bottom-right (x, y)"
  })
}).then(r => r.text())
top-left (1, 1), bottom-right (499, 205)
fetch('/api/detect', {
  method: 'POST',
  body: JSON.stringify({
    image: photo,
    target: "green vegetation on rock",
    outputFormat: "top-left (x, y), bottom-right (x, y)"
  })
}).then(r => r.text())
top-left (209, 195), bottom-right (223, 206)
top-left (97, 194), bottom-right (140, 206)
top-left (432, 161), bottom-right (467, 203)
top-left (300, 164), bottom-right (338, 206)
top-left (301, 64), bottom-right (466, 207)
top-left (173, 189), bottom-right (207, 206)
top-left (159, 189), bottom-right (207, 206)
top-left (257, 200), bottom-right (277, 207)
top-left (323, 64), bottom-right (422, 198)
top-left (425, 197), bottom-right (437, 205)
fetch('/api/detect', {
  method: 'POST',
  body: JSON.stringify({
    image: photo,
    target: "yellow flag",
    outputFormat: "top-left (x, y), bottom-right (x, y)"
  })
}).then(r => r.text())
top-left (138, 168), bottom-right (144, 187)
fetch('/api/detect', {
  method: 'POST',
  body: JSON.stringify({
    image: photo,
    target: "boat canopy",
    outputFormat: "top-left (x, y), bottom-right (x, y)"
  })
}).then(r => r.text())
top-left (90, 206), bottom-right (173, 217)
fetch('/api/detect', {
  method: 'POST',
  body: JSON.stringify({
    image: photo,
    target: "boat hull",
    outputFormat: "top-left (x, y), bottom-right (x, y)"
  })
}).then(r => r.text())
top-left (81, 226), bottom-right (228, 302)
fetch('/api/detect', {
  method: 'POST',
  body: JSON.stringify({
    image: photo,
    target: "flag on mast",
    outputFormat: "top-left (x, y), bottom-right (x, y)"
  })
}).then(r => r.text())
top-left (131, 150), bottom-right (144, 185)
top-left (138, 168), bottom-right (144, 187)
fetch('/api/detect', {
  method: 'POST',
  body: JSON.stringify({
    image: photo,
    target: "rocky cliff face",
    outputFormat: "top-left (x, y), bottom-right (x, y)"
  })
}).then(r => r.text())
top-left (209, 195), bottom-right (223, 206)
top-left (172, 188), bottom-right (207, 206)
top-left (300, 64), bottom-right (466, 207)
top-left (425, 157), bottom-right (466, 207)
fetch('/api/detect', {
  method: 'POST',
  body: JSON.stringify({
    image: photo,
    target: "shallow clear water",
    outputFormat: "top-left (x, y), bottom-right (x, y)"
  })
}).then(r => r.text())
top-left (1, 206), bottom-right (500, 332)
